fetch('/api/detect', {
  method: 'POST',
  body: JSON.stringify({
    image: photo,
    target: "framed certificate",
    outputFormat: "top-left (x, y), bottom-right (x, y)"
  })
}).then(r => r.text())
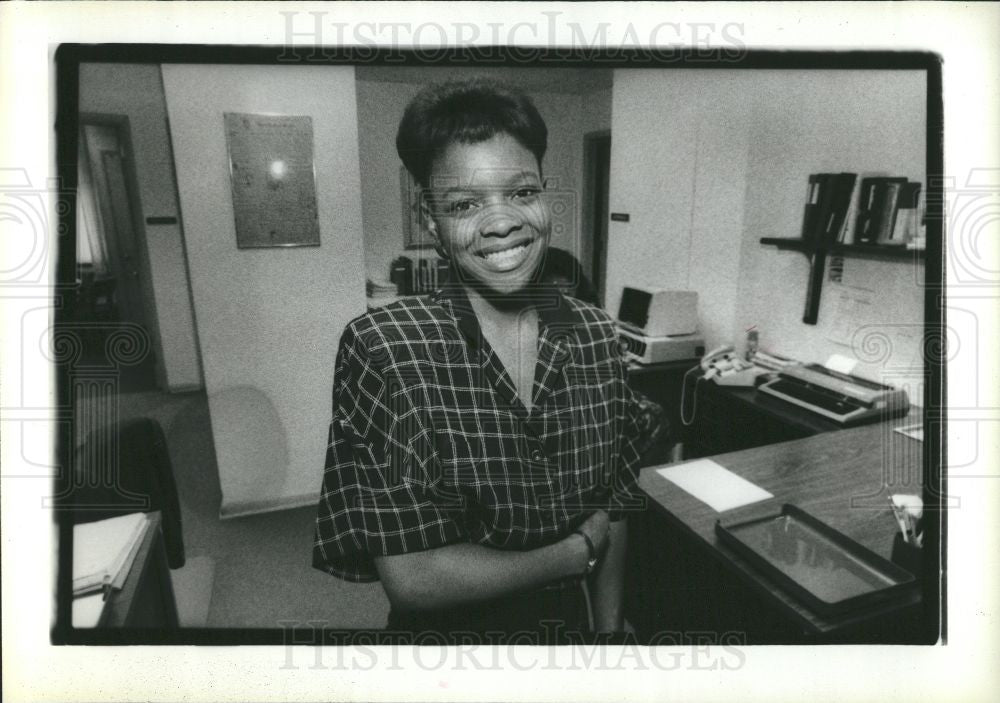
top-left (224, 112), bottom-right (321, 248)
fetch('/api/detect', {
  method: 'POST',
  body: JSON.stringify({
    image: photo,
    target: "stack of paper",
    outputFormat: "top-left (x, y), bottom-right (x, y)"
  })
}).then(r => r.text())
top-left (73, 512), bottom-right (150, 596)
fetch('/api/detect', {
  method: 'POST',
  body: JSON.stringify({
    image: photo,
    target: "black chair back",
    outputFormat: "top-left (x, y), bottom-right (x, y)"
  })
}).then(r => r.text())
top-left (71, 417), bottom-right (185, 569)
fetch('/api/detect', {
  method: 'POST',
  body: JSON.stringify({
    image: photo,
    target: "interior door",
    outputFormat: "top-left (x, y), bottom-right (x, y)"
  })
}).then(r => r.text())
top-left (586, 133), bottom-right (612, 306)
top-left (81, 123), bottom-right (147, 329)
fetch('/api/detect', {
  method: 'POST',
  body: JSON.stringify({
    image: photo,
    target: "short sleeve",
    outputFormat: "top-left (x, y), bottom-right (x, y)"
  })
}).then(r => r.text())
top-left (604, 339), bottom-right (650, 522)
top-left (312, 322), bottom-right (467, 582)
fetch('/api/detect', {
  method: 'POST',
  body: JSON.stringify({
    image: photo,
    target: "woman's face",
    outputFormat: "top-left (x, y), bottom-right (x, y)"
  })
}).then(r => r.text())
top-left (424, 133), bottom-right (551, 298)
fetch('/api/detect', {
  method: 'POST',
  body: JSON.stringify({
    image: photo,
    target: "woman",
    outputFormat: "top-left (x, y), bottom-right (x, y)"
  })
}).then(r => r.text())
top-left (313, 79), bottom-right (646, 641)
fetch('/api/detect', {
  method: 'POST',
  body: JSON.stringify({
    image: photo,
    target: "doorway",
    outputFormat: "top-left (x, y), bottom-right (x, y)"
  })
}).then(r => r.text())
top-left (76, 117), bottom-right (160, 391)
top-left (583, 131), bottom-right (611, 307)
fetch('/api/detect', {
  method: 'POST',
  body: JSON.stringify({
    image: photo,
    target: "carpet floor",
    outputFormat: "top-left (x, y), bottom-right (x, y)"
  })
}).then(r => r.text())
top-left (115, 389), bottom-right (390, 629)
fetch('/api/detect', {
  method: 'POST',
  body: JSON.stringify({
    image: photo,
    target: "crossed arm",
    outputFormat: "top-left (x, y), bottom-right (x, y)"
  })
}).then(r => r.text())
top-left (374, 510), bottom-right (626, 632)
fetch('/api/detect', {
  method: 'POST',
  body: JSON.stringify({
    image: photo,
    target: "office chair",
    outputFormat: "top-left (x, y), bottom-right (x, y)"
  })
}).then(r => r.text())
top-left (70, 417), bottom-right (186, 569)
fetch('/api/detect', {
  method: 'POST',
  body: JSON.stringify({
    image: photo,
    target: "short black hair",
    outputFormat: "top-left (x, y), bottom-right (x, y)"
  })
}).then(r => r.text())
top-left (396, 78), bottom-right (548, 188)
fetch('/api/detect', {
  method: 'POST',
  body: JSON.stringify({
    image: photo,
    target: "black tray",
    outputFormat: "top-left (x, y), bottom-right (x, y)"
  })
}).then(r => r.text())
top-left (715, 504), bottom-right (917, 616)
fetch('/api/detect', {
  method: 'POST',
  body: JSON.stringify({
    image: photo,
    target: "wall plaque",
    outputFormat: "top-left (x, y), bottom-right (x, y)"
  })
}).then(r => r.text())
top-left (224, 113), bottom-right (320, 248)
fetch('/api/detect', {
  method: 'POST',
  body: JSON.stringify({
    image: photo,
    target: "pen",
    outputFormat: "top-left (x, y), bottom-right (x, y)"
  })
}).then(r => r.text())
top-left (903, 511), bottom-right (914, 542)
top-left (101, 574), bottom-right (113, 602)
top-left (887, 495), bottom-right (909, 544)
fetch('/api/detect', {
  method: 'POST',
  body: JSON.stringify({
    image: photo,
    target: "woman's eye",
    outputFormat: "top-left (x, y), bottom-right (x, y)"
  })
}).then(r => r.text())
top-left (512, 187), bottom-right (541, 200)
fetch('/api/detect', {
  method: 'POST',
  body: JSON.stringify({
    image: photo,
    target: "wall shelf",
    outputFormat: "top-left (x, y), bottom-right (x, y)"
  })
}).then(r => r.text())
top-left (759, 237), bottom-right (926, 262)
top-left (758, 237), bottom-right (926, 325)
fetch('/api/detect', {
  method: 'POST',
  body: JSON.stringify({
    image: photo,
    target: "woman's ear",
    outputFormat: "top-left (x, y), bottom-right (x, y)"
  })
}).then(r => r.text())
top-left (419, 197), bottom-right (435, 235)
top-left (420, 199), bottom-right (450, 260)
top-left (430, 232), bottom-right (450, 261)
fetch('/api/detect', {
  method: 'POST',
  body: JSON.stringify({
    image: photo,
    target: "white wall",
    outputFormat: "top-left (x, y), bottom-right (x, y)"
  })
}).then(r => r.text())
top-left (161, 64), bottom-right (367, 517)
top-left (79, 63), bottom-right (203, 391)
top-left (607, 69), bottom-right (926, 393)
top-left (355, 75), bottom-right (612, 284)
top-left (735, 70), bottom-right (926, 392)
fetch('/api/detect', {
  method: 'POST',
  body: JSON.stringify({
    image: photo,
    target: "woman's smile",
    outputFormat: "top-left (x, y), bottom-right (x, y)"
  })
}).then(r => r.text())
top-left (474, 238), bottom-right (537, 271)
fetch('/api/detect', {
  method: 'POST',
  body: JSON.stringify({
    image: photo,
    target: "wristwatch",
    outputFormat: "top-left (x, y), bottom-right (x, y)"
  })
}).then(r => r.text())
top-left (574, 529), bottom-right (598, 575)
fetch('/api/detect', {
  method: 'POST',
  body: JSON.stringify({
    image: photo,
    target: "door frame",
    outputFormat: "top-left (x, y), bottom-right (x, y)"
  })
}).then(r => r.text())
top-left (79, 112), bottom-right (165, 389)
top-left (582, 129), bottom-right (611, 307)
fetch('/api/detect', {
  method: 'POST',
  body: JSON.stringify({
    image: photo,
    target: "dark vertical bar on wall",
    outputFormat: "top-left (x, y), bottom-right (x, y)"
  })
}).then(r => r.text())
top-left (802, 250), bottom-right (826, 325)
top-left (921, 55), bottom-right (946, 645)
top-left (52, 44), bottom-right (79, 644)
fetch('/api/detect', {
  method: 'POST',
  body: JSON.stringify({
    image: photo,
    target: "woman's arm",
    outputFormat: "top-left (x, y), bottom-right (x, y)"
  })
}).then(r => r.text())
top-left (591, 518), bottom-right (628, 632)
top-left (374, 509), bottom-right (610, 612)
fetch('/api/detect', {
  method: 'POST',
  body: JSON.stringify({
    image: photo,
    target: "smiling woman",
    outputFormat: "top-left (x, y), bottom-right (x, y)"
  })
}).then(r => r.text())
top-left (312, 79), bottom-right (649, 643)
top-left (423, 133), bottom-right (550, 296)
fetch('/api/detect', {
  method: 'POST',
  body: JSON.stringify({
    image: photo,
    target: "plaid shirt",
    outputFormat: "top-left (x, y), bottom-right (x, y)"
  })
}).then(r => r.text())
top-left (313, 283), bottom-right (646, 583)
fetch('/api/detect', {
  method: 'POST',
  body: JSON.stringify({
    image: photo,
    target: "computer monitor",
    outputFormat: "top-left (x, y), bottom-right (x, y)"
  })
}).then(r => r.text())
top-left (616, 286), bottom-right (699, 337)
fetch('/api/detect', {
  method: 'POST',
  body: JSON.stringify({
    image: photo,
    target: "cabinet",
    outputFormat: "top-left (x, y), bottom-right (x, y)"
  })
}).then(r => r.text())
top-left (681, 381), bottom-right (842, 458)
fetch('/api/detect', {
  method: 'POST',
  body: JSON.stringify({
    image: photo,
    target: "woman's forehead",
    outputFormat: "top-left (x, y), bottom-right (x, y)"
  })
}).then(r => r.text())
top-left (429, 134), bottom-right (541, 188)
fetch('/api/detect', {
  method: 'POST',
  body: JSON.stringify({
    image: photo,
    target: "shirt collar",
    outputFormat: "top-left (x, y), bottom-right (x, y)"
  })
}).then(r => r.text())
top-left (431, 279), bottom-right (582, 352)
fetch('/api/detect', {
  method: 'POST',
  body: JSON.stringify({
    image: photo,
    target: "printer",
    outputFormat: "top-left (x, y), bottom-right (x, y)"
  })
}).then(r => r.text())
top-left (757, 363), bottom-right (910, 426)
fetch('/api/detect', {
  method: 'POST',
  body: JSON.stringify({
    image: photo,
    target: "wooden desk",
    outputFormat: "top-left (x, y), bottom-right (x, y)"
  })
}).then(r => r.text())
top-left (682, 379), bottom-right (870, 458)
top-left (633, 418), bottom-right (925, 642)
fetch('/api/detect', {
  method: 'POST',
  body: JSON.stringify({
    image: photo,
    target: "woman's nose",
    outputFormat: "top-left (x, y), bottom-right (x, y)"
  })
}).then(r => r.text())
top-left (477, 202), bottom-right (524, 238)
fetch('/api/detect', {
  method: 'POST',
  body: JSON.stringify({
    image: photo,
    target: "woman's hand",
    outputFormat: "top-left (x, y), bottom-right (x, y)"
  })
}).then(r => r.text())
top-left (570, 509), bottom-right (611, 572)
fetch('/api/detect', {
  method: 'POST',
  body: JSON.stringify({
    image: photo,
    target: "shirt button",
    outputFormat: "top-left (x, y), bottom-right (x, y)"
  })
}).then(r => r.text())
top-left (530, 448), bottom-right (546, 463)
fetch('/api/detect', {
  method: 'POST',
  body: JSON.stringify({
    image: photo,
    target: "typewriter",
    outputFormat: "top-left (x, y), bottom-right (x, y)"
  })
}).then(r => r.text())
top-left (757, 363), bottom-right (910, 426)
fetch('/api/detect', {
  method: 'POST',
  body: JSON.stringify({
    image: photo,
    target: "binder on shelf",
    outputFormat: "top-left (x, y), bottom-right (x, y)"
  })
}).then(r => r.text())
top-left (800, 173), bottom-right (857, 246)
top-left (821, 173), bottom-right (857, 245)
top-left (800, 174), bottom-right (830, 244)
top-left (837, 177), bottom-right (862, 244)
top-left (802, 173), bottom-right (832, 242)
top-left (855, 177), bottom-right (907, 245)
top-left (888, 182), bottom-right (922, 245)
top-left (876, 180), bottom-right (904, 245)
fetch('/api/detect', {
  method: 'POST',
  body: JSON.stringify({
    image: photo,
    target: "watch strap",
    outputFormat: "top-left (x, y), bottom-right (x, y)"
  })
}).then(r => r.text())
top-left (574, 528), bottom-right (598, 575)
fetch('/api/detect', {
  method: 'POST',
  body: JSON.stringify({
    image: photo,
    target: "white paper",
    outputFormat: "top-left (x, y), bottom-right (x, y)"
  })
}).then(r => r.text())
top-left (656, 459), bottom-right (774, 512)
top-left (824, 353), bottom-right (858, 375)
top-left (71, 593), bottom-right (105, 629)
top-left (72, 512), bottom-right (149, 594)
top-left (893, 423), bottom-right (924, 442)
top-left (826, 287), bottom-right (874, 347)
